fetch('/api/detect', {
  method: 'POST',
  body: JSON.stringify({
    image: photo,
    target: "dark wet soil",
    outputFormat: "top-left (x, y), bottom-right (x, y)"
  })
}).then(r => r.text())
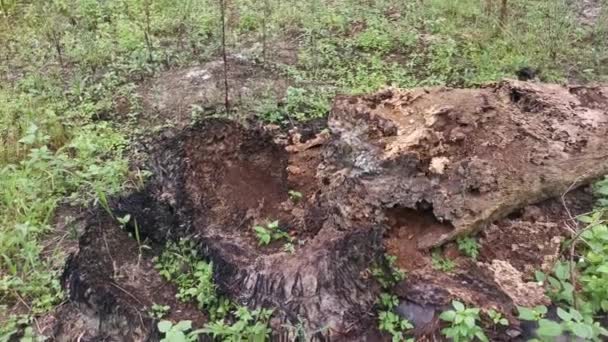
top-left (56, 213), bottom-right (205, 341)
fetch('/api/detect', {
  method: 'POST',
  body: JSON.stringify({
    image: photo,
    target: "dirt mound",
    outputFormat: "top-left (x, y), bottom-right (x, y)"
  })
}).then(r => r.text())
top-left (139, 57), bottom-right (290, 128)
top-left (58, 80), bottom-right (607, 340)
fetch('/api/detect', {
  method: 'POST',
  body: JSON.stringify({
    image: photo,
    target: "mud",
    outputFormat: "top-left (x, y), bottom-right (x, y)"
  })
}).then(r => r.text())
top-left (58, 80), bottom-right (608, 341)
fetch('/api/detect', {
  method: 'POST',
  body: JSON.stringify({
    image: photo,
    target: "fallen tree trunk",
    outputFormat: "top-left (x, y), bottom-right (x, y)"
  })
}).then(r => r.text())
top-left (327, 80), bottom-right (608, 249)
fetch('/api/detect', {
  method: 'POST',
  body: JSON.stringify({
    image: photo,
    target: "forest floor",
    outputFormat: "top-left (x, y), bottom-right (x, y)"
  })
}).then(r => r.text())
top-left (1, 0), bottom-right (608, 341)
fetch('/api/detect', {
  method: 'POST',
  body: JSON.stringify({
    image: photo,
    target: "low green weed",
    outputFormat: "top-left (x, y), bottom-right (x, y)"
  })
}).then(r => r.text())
top-left (378, 310), bottom-right (414, 342)
top-left (534, 262), bottom-right (575, 306)
top-left (577, 210), bottom-right (608, 313)
top-left (376, 293), bottom-right (414, 342)
top-left (0, 96), bottom-right (128, 323)
top-left (149, 303), bottom-right (171, 320)
top-left (201, 306), bottom-right (273, 342)
top-left (439, 300), bottom-right (488, 342)
top-left (288, 190), bottom-right (303, 203)
top-left (158, 320), bottom-right (200, 342)
top-left (373, 255), bottom-right (412, 341)
top-left (431, 250), bottom-right (456, 272)
top-left (517, 305), bottom-right (548, 321)
top-left (371, 254), bottom-right (406, 289)
top-left (283, 242), bottom-right (296, 254)
top-left (0, 315), bottom-right (36, 342)
top-left (485, 309), bottom-right (508, 327)
top-left (595, 176), bottom-right (608, 207)
top-left (155, 239), bottom-right (222, 318)
top-left (256, 87), bottom-right (331, 124)
top-left (518, 305), bottom-right (608, 341)
top-left (457, 236), bottom-right (480, 260)
top-left (555, 307), bottom-right (608, 341)
top-left (155, 239), bottom-right (274, 339)
top-left (253, 220), bottom-right (293, 247)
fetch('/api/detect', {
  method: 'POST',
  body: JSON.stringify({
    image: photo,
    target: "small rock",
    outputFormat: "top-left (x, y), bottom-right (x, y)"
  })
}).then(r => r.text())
top-left (506, 329), bottom-right (521, 338)
top-left (395, 300), bottom-right (435, 329)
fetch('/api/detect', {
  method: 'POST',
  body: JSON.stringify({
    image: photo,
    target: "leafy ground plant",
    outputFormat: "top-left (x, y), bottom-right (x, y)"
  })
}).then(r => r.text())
top-left (201, 306), bottom-right (273, 342)
top-left (431, 250), bottom-right (456, 272)
top-left (288, 190), bottom-right (303, 203)
top-left (372, 255), bottom-right (412, 341)
top-left (518, 305), bottom-right (608, 341)
top-left (155, 239), bottom-right (274, 340)
top-left (155, 239), bottom-right (222, 318)
top-left (439, 300), bottom-right (488, 342)
top-left (457, 236), bottom-right (480, 260)
top-left (371, 254), bottom-right (406, 289)
top-left (158, 320), bottom-right (200, 342)
top-left (253, 220), bottom-right (293, 247)
top-left (534, 261), bottom-right (575, 306)
top-left (577, 208), bottom-right (608, 312)
top-left (485, 309), bottom-right (508, 327)
top-left (149, 303), bottom-right (171, 320)
top-left (377, 293), bottom-right (414, 342)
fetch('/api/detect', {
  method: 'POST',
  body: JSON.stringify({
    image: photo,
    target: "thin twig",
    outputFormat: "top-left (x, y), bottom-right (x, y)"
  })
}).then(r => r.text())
top-left (102, 230), bottom-right (116, 278)
top-left (12, 291), bottom-right (42, 332)
top-left (110, 282), bottom-right (145, 307)
top-left (559, 175), bottom-right (593, 310)
top-left (219, 0), bottom-right (230, 113)
top-left (109, 282), bottom-right (146, 329)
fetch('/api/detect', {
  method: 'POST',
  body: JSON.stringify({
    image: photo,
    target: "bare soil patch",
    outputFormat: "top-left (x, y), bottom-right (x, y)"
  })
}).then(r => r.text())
top-left (138, 57), bottom-right (290, 129)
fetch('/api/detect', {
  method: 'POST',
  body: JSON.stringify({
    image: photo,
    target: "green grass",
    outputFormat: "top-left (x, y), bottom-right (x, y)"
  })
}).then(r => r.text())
top-left (0, 0), bottom-right (607, 338)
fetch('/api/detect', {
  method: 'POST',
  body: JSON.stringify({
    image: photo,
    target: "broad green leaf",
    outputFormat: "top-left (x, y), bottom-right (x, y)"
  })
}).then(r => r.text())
top-left (475, 330), bottom-right (489, 342)
top-left (556, 307), bottom-right (571, 322)
top-left (596, 264), bottom-right (608, 273)
top-left (534, 271), bottom-right (546, 282)
top-left (439, 310), bottom-right (456, 322)
top-left (517, 307), bottom-right (537, 321)
top-left (454, 314), bottom-right (464, 324)
top-left (174, 320), bottom-right (192, 331)
top-left (571, 323), bottom-right (593, 339)
top-left (166, 330), bottom-right (187, 342)
top-left (254, 226), bottom-right (266, 234)
top-left (452, 300), bottom-right (465, 312)
top-left (578, 215), bottom-right (594, 223)
top-left (537, 319), bottom-right (563, 337)
top-left (569, 308), bottom-right (583, 322)
top-left (554, 262), bottom-right (570, 280)
top-left (464, 316), bottom-right (475, 328)
top-left (548, 277), bottom-right (561, 289)
top-left (158, 320), bottom-right (173, 333)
